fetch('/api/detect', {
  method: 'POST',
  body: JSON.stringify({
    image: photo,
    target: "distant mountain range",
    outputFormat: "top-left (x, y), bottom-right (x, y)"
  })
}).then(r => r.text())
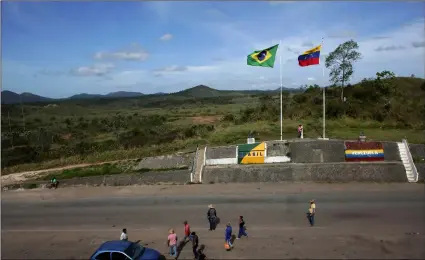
top-left (1, 85), bottom-right (299, 104)
top-left (1, 90), bottom-right (145, 104)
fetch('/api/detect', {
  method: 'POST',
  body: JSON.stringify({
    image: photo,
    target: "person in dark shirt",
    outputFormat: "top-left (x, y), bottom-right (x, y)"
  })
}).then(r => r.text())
top-left (207, 204), bottom-right (217, 231)
top-left (191, 232), bottom-right (199, 259)
top-left (237, 216), bottom-right (248, 239)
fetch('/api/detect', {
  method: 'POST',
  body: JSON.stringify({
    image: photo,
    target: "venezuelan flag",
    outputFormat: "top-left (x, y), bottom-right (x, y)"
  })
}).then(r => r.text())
top-left (298, 45), bottom-right (321, 67)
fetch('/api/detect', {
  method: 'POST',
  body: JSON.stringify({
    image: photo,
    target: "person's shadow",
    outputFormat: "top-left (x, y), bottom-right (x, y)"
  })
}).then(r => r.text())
top-left (231, 234), bottom-right (237, 245)
top-left (175, 239), bottom-right (190, 259)
top-left (197, 244), bottom-right (207, 260)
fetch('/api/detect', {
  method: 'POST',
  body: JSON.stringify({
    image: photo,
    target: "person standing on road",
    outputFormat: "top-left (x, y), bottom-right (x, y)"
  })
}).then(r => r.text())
top-left (237, 216), bottom-right (248, 239)
top-left (120, 228), bottom-right (128, 241)
top-left (307, 199), bottom-right (316, 227)
top-left (167, 228), bottom-right (178, 258)
top-left (191, 232), bottom-right (199, 259)
top-left (225, 222), bottom-right (233, 249)
top-left (183, 221), bottom-right (191, 242)
top-left (207, 204), bottom-right (217, 231)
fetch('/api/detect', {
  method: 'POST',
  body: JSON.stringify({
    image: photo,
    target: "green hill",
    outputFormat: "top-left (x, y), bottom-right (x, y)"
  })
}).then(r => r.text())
top-left (233, 76), bottom-right (425, 129)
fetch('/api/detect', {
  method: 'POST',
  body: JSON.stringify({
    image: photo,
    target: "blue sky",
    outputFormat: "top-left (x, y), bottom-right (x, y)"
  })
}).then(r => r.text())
top-left (2, 1), bottom-right (424, 98)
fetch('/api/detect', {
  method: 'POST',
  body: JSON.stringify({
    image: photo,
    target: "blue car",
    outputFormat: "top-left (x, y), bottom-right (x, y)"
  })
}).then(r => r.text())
top-left (90, 240), bottom-right (164, 260)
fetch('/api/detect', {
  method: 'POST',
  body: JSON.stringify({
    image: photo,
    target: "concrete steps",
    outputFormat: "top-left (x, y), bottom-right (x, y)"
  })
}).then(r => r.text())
top-left (192, 146), bottom-right (206, 183)
top-left (397, 141), bottom-right (417, 183)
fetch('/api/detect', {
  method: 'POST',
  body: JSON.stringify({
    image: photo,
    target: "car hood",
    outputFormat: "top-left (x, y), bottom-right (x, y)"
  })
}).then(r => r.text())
top-left (138, 248), bottom-right (161, 260)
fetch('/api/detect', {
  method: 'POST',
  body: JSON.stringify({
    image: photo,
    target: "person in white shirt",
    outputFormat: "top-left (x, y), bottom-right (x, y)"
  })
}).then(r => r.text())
top-left (120, 228), bottom-right (128, 241)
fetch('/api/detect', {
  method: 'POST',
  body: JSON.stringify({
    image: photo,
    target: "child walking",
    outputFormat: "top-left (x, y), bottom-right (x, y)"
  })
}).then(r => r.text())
top-left (225, 222), bottom-right (233, 250)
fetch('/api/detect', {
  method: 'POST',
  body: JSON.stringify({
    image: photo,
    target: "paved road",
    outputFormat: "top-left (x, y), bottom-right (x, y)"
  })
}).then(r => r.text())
top-left (2, 184), bottom-right (425, 259)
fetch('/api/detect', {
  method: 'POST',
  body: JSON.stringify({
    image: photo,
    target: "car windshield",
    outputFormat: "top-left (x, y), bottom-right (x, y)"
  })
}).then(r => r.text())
top-left (125, 243), bottom-right (144, 259)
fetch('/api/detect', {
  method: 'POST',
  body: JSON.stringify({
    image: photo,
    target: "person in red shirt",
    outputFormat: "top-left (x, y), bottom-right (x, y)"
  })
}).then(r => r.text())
top-left (183, 220), bottom-right (191, 242)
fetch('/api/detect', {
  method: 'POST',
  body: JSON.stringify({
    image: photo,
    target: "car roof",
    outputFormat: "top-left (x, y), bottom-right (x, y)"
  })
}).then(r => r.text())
top-left (97, 240), bottom-right (133, 252)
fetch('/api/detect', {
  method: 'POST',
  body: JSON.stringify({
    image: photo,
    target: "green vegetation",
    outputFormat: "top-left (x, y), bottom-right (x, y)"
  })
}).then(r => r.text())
top-left (2, 41), bottom-right (425, 176)
top-left (325, 39), bottom-right (362, 101)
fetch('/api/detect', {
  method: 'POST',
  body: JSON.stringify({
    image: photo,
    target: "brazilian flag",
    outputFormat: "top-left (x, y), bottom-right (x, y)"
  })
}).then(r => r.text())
top-left (247, 44), bottom-right (279, 68)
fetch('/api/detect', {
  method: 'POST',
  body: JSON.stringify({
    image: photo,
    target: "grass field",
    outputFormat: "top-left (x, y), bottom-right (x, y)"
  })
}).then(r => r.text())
top-left (2, 77), bottom-right (425, 175)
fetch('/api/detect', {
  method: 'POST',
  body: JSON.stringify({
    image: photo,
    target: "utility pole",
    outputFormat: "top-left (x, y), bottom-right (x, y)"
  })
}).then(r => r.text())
top-left (8, 110), bottom-right (14, 148)
top-left (20, 95), bottom-right (26, 131)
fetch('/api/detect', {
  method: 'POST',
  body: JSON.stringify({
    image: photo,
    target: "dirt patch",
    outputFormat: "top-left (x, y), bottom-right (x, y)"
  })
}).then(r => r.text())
top-left (191, 116), bottom-right (222, 124)
top-left (61, 133), bottom-right (72, 140)
top-left (0, 160), bottom-right (124, 187)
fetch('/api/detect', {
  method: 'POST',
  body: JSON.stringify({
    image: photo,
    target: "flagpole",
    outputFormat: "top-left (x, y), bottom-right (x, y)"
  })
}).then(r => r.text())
top-left (321, 38), bottom-right (326, 140)
top-left (279, 40), bottom-right (283, 141)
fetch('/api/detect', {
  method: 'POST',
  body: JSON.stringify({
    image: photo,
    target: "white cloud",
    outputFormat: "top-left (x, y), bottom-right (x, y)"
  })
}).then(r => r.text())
top-left (94, 51), bottom-right (149, 61)
top-left (154, 65), bottom-right (187, 72)
top-left (327, 30), bottom-right (357, 39)
top-left (152, 65), bottom-right (217, 77)
top-left (412, 41), bottom-right (425, 48)
top-left (307, 77), bottom-right (315, 81)
top-left (268, 1), bottom-right (296, 5)
top-left (37, 68), bottom-right (65, 76)
top-left (72, 63), bottom-right (114, 77)
top-left (375, 45), bottom-right (406, 52)
top-left (94, 44), bottom-right (149, 61)
top-left (159, 33), bottom-right (173, 41)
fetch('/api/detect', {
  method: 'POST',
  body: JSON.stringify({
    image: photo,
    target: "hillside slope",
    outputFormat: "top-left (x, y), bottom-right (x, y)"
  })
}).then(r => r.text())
top-left (235, 76), bottom-right (425, 128)
top-left (1, 91), bottom-right (52, 104)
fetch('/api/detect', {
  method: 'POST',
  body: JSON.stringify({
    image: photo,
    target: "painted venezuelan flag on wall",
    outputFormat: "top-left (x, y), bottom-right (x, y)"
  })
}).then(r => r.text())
top-left (344, 142), bottom-right (384, 162)
top-left (238, 142), bottom-right (265, 164)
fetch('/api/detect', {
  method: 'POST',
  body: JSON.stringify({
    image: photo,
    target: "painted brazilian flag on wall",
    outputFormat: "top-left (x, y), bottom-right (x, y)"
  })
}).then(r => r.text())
top-left (247, 44), bottom-right (279, 68)
top-left (238, 142), bottom-right (265, 164)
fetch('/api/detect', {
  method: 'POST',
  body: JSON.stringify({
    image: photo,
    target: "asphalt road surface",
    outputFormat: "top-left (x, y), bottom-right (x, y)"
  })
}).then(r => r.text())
top-left (2, 183), bottom-right (425, 259)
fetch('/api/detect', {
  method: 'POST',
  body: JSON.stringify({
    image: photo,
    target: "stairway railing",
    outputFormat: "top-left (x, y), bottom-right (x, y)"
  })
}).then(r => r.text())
top-left (402, 139), bottom-right (419, 183)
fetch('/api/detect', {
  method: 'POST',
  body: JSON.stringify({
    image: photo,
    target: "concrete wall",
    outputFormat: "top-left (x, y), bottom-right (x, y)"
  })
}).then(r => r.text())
top-left (205, 158), bottom-right (237, 165)
top-left (382, 142), bottom-right (401, 161)
top-left (408, 143), bottom-right (425, 182)
top-left (134, 153), bottom-right (194, 170)
top-left (264, 156), bottom-right (291, 163)
top-left (206, 145), bottom-right (237, 160)
top-left (60, 170), bottom-right (190, 186)
top-left (289, 140), bottom-right (346, 163)
top-left (203, 162), bottom-right (407, 183)
top-left (5, 170), bottom-right (190, 190)
top-left (204, 140), bottom-right (405, 165)
top-left (265, 141), bottom-right (291, 157)
top-left (415, 163), bottom-right (425, 182)
top-left (410, 144), bottom-right (425, 160)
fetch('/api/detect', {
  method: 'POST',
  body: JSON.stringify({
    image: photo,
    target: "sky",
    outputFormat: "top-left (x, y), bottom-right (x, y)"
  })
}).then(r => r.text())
top-left (1, 1), bottom-right (425, 98)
